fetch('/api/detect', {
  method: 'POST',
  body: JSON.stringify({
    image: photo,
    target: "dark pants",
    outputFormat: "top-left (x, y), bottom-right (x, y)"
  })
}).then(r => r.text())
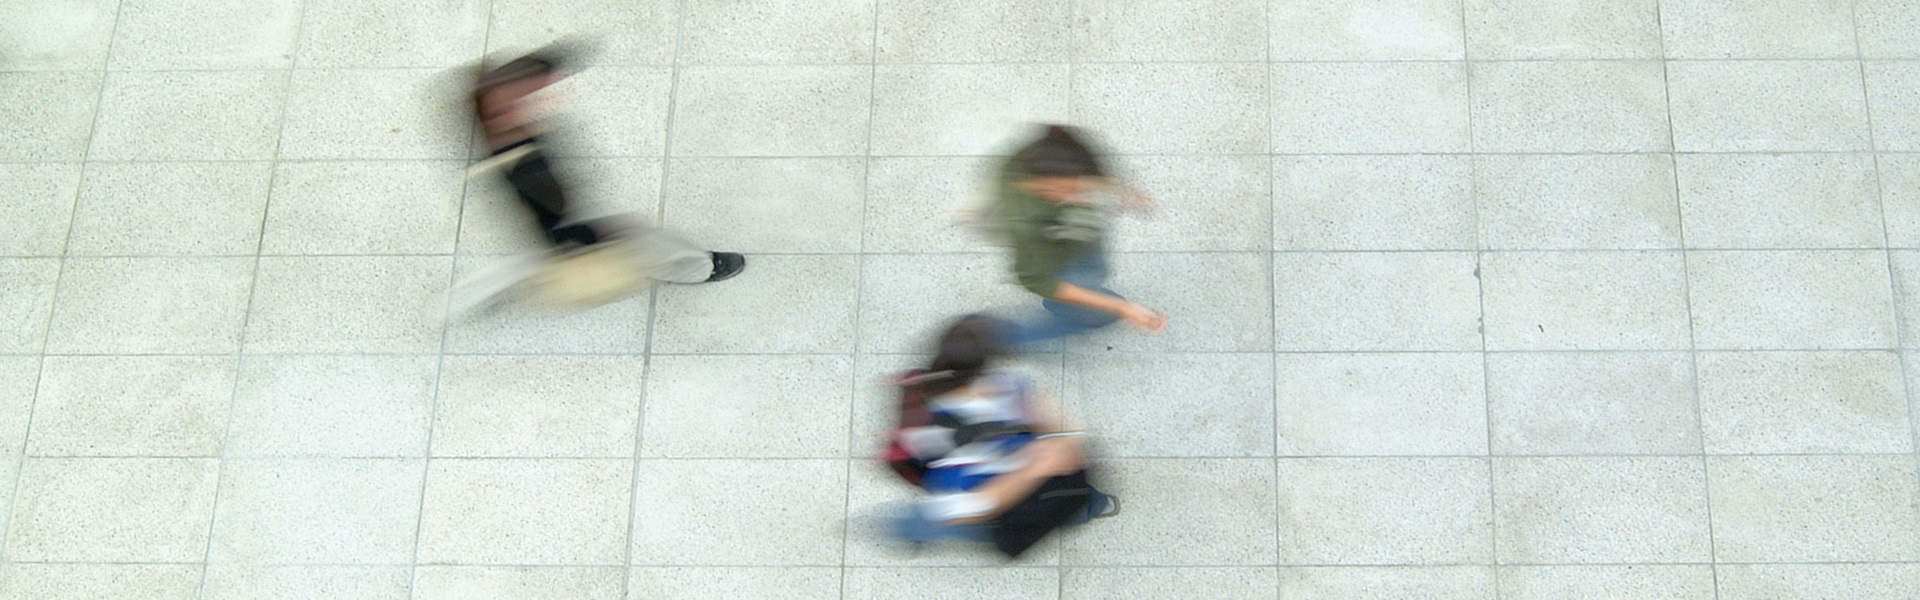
top-left (500, 140), bottom-right (603, 247)
top-left (893, 486), bottom-right (1112, 542)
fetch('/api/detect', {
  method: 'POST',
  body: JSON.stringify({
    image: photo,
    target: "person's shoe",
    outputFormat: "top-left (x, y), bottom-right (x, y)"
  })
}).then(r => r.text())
top-left (706, 252), bottom-right (746, 282)
top-left (1091, 496), bottom-right (1121, 520)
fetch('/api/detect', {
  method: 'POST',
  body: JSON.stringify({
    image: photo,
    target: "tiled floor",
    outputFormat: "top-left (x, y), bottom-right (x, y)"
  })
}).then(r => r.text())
top-left (3, 0), bottom-right (1919, 598)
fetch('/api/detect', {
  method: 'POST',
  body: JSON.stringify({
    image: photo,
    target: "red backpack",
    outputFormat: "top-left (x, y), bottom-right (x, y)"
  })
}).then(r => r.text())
top-left (879, 369), bottom-right (941, 487)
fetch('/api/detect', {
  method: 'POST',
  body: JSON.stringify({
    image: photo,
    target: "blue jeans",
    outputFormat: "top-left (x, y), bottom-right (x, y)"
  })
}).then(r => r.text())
top-left (1003, 245), bottom-right (1121, 347)
top-left (892, 487), bottom-right (1112, 543)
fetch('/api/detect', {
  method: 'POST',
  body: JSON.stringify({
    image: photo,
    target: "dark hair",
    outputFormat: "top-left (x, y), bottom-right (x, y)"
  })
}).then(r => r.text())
top-left (914, 315), bottom-right (1009, 398)
top-left (1018, 125), bottom-right (1106, 179)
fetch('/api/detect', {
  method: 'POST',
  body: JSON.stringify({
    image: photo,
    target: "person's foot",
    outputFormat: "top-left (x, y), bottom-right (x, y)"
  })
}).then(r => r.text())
top-left (1091, 496), bottom-right (1120, 519)
top-left (706, 252), bottom-right (746, 282)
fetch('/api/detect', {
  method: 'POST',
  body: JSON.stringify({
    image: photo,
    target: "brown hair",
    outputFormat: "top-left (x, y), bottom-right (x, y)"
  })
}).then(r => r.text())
top-left (914, 315), bottom-right (1009, 398)
top-left (1017, 125), bottom-right (1106, 179)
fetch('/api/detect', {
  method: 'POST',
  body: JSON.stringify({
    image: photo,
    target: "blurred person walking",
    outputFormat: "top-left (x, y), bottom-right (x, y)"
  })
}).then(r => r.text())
top-left (453, 46), bottom-right (743, 312)
top-left (879, 315), bottom-right (1118, 556)
top-left (976, 125), bottom-right (1166, 347)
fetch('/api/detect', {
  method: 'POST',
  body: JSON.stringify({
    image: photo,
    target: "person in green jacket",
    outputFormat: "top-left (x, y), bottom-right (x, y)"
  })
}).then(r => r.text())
top-left (989, 125), bottom-right (1166, 346)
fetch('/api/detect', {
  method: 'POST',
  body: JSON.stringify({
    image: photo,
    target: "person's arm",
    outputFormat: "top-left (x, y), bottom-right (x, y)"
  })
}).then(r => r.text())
top-left (943, 438), bottom-right (1085, 524)
top-left (1054, 283), bottom-right (1167, 333)
top-left (1101, 178), bottom-right (1156, 216)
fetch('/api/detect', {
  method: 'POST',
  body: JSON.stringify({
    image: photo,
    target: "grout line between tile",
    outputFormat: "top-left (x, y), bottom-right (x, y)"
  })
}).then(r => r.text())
top-left (1455, 0), bottom-right (1504, 576)
top-left (622, 1), bottom-right (690, 595)
top-left (844, 1), bottom-right (883, 592)
top-left (189, 0), bottom-right (311, 592)
top-left (1652, 3), bottom-right (1725, 595)
top-left (1849, 0), bottom-right (1920, 503)
top-left (5, 12), bottom-right (132, 564)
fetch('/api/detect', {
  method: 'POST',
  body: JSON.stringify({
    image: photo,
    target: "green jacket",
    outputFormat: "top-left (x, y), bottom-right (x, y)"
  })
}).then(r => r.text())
top-left (991, 153), bottom-right (1105, 298)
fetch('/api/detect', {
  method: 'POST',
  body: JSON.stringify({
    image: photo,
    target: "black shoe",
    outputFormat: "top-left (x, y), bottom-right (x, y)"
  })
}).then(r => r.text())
top-left (706, 252), bottom-right (745, 282)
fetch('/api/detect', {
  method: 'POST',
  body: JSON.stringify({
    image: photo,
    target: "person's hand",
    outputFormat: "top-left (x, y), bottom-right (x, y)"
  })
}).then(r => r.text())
top-left (1022, 438), bottom-right (1086, 476)
top-left (1120, 304), bottom-right (1168, 333)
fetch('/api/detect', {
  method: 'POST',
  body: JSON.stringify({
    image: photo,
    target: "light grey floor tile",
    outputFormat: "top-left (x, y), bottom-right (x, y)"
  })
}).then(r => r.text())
top-left (1274, 252), bottom-right (1482, 351)
top-left (864, 157), bottom-right (1005, 254)
top-left (88, 70), bottom-right (285, 161)
top-left (1063, 568), bottom-right (1279, 600)
top-left (297, 0), bottom-right (488, 68)
top-left (46, 257), bottom-right (254, 354)
top-left (245, 256), bottom-right (451, 354)
top-left (1276, 353), bottom-right (1487, 456)
top-left (278, 68), bottom-right (471, 160)
top-left (0, 163), bottom-right (81, 256)
top-left (1883, 156), bottom-right (1920, 248)
top-left (1676, 153), bottom-right (1882, 249)
top-left (842, 457), bottom-right (1062, 567)
top-left (1492, 457), bottom-right (1712, 563)
top-left (537, 67), bottom-right (671, 158)
top-left (0, 0), bottom-right (117, 70)
top-left (874, 0), bottom-right (1070, 63)
top-left (411, 566), bottom-right (623, 600)
top-left (1714, 563), bottom-right (1920, 600)
top-left (1273, 155), bottom-right (1473, 251)
top-left (1707, 454), bottom-right (1920, 562)
top-left (29, 355), bottom-right (235, 457)
top-left (1687, 250), bottom-right (1896, 350)
top-left (1074, 0), bottom-right (1266, 61)
top-left (1270, 0), bottom-right (1464, 60)
top-left (661, 157), bottom-right (866, 253)
top-left (1084, 252), bottom-right (1271, 352)
top-left (643, 354), bottom-right (852, 458)
top-left (227, 355), bottom-right (435, 458)
top-left (858, 253), bottom-right (1029, 354)
top-left (1463, 0), bottom-right (1662, 59)
top-left (485, 0), bottom-right (676, 66)
top-left (631, 567), bottom-right (841, 600)
top-left (1698, 351), bottom-right (1911, 454)
top-left (0, 356), bottom-right (38, 456)
top-left (870, 64), bottom-right (1070, 157)
top-left (444, 257), bottom-right (651, 354)
top-left (1867, 61), bottom-right (1920, 152)
top-left (0, 259), bottom-right (58, 354)
top-left (416, 458), bottom-right (632, 565)
top-left (1060, 459), bottom-right (1278, 566)
top-left (669, 66), bottom-right (871, 157)
top-left (5, 457), bottom-right (218, 561)
top-left (1857, 0), bottom-right (1920, 58)
top-left (262, 160), bottom-right (464, 255)
top-left (1497, 565), bottom-right (1715, 600)
top-left (680, 0), bottom-right (873, 64)
top-left (1488, 352), bottom-right (1699, 455)
top-left (208, 458), bottom-right (422, 564)
top-left (1109, 155), bottom-right (1271, 252)
top-left (1276, 567), bottom-right (1495, 600)
top-left (1660, 0), bottom-right (1856, 59)
top-left (630, 459), bottom-right (846, 565)
top-left (106, 0), bottom-right (301, 69)
top-left (1666, 60), bottom-right (1871, 152)
top-left (1481, 251), bottom-right (1691, 351)
top-left (1474, 154), bottom-right (1681, 250)
top-left (844, 567), bottom-right (1059, 600)
top-left (0, 564), bottom-right (200, 600)
top-left (1063, 353), bottom-right (1273, 457)
top-left (1277, 458), bottom-right (1492, 564)
top-left (69, 161), bottom-right (272, 256)
top-left (653, 254), bottom-right (860, 354)
top-left (1469, 61), bottom-right (1670, 152)
top-left (1073, 63), bottom-right (1268, 155)
top-left (0, 72), bottom-right (101, 161)
top-left (200, 565), bottom-right (411, 600)
top-left (458, 157), bottom-right (662, 255)
top-left (432, 355), bottom-right (642, 458)
top-left (1272, 62), bottom-right (1469, 153)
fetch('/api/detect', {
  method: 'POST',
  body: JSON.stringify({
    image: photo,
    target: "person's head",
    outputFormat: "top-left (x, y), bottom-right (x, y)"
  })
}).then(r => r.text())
top-left (915, 315), bottom-right (1009, 397)
top-left (1015, 125), bottom-right (1105, 203)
